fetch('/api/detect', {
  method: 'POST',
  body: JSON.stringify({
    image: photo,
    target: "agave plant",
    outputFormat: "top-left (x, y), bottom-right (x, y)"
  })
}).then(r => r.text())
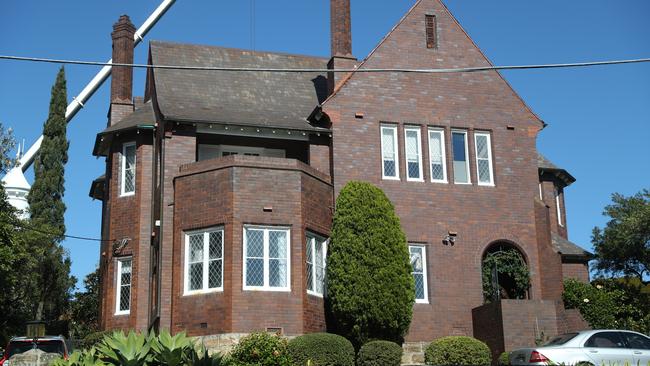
top-left (51, 348), bottom-right (109, 366)
top-left (150, 330), bottom-right (195, 366)
top-left (187, 344), bottom-right (226, 366)
top-left (96, 331), bottom-right (153, 366)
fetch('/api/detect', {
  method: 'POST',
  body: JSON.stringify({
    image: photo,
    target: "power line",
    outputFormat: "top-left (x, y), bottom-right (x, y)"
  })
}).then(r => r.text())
top-left (1, 54), bottom-right (649, 73)
top-left (1, 218), bottom-right (110, 243)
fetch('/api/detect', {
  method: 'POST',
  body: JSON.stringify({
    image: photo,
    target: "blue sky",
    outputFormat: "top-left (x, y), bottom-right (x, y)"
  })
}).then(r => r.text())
top-left (1, 0), bottom-right (649, 287)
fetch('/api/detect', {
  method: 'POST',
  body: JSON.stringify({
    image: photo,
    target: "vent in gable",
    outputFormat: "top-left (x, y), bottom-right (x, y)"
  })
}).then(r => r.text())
top-left (426, 14), bottom-right (437, 49)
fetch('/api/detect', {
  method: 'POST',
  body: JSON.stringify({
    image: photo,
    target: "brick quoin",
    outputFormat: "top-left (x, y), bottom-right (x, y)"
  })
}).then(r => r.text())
top-left (95, 0), bottom-right (591, 353)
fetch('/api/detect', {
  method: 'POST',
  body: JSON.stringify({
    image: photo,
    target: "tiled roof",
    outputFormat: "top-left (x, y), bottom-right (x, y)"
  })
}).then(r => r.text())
top-left (551, 233), bottom-right (593, 259)
top-left (93, 101), bottom-right (155, 156)
top-left (537, 152), bottom-right (576, 186)
top-left (149, 41), bottom-right (330, 132)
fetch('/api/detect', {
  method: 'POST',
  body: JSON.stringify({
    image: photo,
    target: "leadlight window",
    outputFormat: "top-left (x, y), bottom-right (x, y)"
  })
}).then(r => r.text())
top-left (244, 226), bottom-right (290, 291)
top-left (381, 125), bottom-right (399, 180)
top-left (115, 258), bottom-right (132, 315)
top-left (306, 233), bottom-right (327, 296)
top-left (184, 228), bottom-right (224, 294)
top-left (121, 142), bottom-right (136, 196)
top-left (555, 187), bottom-right (564, 227)
top-left (452, 130), bottom-right (470, 184)
top-left (404, 126), bottom-right (424, 181)
top-left (409, 245), bottom-right (428, 303)
top-left (474, 132), bottom-right (494, 186)
top-left (428, 128), bottom-right (447, 183)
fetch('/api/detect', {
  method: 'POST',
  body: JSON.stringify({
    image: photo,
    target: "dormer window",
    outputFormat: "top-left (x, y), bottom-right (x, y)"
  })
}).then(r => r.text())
top-left (120, 142), bottom-right (136, 196)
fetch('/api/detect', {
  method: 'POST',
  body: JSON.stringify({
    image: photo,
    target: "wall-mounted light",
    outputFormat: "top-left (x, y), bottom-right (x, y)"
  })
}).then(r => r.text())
top-left (443, 231), bottom-right (457, 246)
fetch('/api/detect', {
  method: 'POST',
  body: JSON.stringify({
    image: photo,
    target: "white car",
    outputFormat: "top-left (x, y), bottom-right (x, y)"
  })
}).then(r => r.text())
top-left (509, 330), bottom-right (650, 365)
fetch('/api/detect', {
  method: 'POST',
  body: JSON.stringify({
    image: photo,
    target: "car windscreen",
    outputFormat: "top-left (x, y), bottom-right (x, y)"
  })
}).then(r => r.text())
top-left (544, 333), bottom-right (579, 346)
top-left (7, 341), bottom-right (65, 357)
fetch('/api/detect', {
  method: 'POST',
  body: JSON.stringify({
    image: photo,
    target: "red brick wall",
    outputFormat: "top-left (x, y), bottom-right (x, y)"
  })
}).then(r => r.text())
top-left (540, 178), bottom-right (568, 239)
top-left (534, 199), bottom-right (564, 301)
top-left (323, 0), bottom-right (547, 342)
top-left (172, 156), bottom-right (332, 336)
top-left (562, 262), bottom-right (590, 283)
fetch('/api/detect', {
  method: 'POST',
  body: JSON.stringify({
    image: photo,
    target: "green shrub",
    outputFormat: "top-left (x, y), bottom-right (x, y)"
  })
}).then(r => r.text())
top-left (424, 336), bottom-right (491, 366)
top-left (326, 181), bottom-right (414, 347)
top-left (498, 351), bottom-right (510, 366)
top-left (80, 330), bottom-right (112, 350)
top-left (356, 340), bottom-right (402, 366)
top-left (229, 332), bottom-right (291, 366)
top-left (287, 333), bottom-right (354, 366)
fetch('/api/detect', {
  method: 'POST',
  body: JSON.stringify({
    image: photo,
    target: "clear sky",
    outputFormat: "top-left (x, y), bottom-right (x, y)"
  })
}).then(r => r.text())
top-left (1, 0), bottom-right (649, 287)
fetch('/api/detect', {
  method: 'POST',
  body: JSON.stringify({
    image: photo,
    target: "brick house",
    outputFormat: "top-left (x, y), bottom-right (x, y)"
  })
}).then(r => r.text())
top-left (90, 0), bottom-right (591, 357)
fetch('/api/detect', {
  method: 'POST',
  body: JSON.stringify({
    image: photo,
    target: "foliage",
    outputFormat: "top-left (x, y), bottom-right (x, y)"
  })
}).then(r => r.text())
top-left (69, 268), bottom-right (101, 341)
top-left (229, 332), bottom-right (291, 366)
top-left (151, 331), bottom-right (195, 366)
top-left (287, 333), bottom-right (354, 366)
top-left (482, 247), bottom-right (530, 302)
top-left (563, 278), bottom-right (650, 333)
top-left (592, 189), bottom-right (650, 280)
top-left (498, 351), bottom-right (510, 366)
top-left (96, 331), bottom-right (155, 366)
top-left (424, 336), bottom-right (491, 366)
top-left (326, 181), bottom-right (414, 347)
top-left (356, 340), bottom-right (402, 366)
top-left (80, 331), bottom-right (113, 350)
top-left (52, 348), bottom-right (109, 366)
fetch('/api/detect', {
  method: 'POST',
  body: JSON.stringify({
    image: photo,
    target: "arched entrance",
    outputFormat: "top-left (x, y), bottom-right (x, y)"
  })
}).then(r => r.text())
top-left (481, 242), bottom-right (530, 302)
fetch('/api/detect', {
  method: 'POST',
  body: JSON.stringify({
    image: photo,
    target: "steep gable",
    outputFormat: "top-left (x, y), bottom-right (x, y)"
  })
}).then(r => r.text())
top-left (325, 0), bottom-right (543, 131)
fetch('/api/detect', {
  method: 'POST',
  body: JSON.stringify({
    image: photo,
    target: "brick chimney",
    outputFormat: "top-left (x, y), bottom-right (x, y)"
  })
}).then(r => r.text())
top-left (109, 15), bottom-right (136, 126)
top-left (328, 0), bottom-right (357, 94)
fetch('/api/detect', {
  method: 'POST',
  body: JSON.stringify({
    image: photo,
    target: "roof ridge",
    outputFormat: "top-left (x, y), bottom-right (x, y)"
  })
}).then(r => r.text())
top-left (150, 40), bottom-right (329, 61)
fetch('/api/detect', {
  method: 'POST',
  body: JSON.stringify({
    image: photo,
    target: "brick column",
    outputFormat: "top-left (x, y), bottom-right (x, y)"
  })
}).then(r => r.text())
top-left (110, 15), bottom-right (135, 126)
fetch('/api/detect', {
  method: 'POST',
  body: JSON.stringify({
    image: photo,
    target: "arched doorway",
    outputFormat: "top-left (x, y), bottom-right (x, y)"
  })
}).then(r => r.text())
top-left (482, 242), bottom-right (530, 302)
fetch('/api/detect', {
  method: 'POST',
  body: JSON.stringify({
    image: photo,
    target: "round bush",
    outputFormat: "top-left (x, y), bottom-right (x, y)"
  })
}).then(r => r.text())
top-left (230, 332), bottom-right (291, 366)
top-left (498, 351), bottom-right (510, 366)
top-left (287, 333), bottom-right (354, 366)
top-left (357, 340), bottom-right (402, 366)
top-left (424, 336), bottom-right (491, 366)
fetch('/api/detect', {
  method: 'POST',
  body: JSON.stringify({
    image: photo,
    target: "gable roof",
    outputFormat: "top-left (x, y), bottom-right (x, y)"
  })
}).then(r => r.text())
top-left (537, 152), bottom-right (576, 186)
top-left (551, 233), bottom-right (593, 260)
top-left (149, 41), bottom-right (330, 132)
top-left (322, 0), bottom-right (544, 127)
top-left (92, 101), bottom-right (156, 156)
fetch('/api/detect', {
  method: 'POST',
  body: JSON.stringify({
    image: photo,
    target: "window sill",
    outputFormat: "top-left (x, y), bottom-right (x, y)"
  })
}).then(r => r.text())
top-left (243, 286), bottom-right (291, 292)
top-left (119, 192), bottom-right (136, 197)
top-left (307, 290), bottom-right (324, 298)
top-left (114, 310), bottom-right (130, 316)
top-left (406, 178), bottom-right (425, 182)
top-left (431, 180), bottom-right (448, 184)
top-left (477, 183), bottom-right (495, 187)
top-left (183, 288), bottom-right (223, 296)
top-left (382, 176), bottom-right (401, 181)
top-left (453, 181), bottom-right (472, 185)
top-left (415, 300), bottom-right (429, 305)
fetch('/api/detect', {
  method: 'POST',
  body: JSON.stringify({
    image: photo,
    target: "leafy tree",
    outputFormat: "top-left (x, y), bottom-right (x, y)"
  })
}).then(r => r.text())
top-left (25, 66), bottom-right (75, 324)
top-left (592, 189), bottom-right (650, 280)
top-left (326, 181), bottom-right (414, 347)
top-left (482, 247), bottom-right (530, 302)
top-left (68, 267), bottom-right (100, 340)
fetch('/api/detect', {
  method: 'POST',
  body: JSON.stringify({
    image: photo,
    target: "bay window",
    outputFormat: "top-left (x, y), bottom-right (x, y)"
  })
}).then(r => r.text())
top-left (244, 226), bottom-right (290, 291)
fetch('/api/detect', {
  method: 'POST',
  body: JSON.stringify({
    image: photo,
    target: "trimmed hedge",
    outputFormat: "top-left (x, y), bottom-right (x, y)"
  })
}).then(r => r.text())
top-left (357, 340), bottom-right (402, 366)
top-left (498, 351), bottom-right (510, 366)
top-left (230, 332), bottom-right (291, 366)
top-left (327, 181), bottom-right (414, 346)
top-left (287, 333), bottom-right (354, 366)
top-left (424, 336), bottom-right (491, 366)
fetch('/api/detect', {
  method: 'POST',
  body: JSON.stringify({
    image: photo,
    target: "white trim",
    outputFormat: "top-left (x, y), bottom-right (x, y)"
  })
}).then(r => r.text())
top-left (115, 257), bottom-right (132, 315)
top-left (243, 225), bottom-right (291, 292)
top-left (183, 227), bottom-right (224, 296)
top-left (451, 130), bottom-right (471, 184)
top-left (306, 232), bottom-right (328, 297)
top-left (474, 132), bottom-right (495, 186)
top-left (555, 188), bottom-right (564, 227)
top-left (404, 126), bottom-right (424, 182)
top-left (539, 183), bottom-right (543, 200)
top-left (409, 245), bottom-right (429, 304)
top-left (120, 141), bottom-right (136, 197)
top-left (380, 125), bottom-right (400, 180)
top-left (428, 128), bottom-right (448, 183)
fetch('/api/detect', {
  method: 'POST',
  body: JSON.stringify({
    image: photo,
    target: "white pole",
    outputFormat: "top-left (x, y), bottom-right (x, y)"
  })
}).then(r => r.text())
top-left (18, 0), bottom-right (177, 171)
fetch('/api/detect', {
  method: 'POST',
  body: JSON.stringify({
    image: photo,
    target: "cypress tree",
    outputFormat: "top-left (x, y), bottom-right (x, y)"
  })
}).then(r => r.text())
top-left (25, 67), bottom-right (75, 323)
top-left (326, 181), bottom-right (415, 347)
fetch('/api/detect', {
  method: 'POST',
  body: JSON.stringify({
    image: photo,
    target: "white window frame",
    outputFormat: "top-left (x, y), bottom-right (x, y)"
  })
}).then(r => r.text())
top-left (243, 225), bottom-right (291, 292)
top-left (197, 144), bottom-right (285, 161)
top-left (183, 227), bottom-right (224, 295)
top-left (306, 233), bottom-right (328, 297)
top-left (555, 187), bottom-right (564, 227)
top-left (404, 126), bottom-right (424, 182)
top-left (451, 130), bottom-right (471, 184)
top-left (428, 128), bottom-right (448, 183)
top-left (409, 245), bottom-right (429, 304)
top-left (380, 125), bottom-right (400, 180)
top-left (474, 132), bottom-right (495, 186)
top-left (120, 141), bottom-right (136, 196)
top-left (539, 183), bottom-right (543, 200)
top-left (115, 257), bottom-right (132, 315)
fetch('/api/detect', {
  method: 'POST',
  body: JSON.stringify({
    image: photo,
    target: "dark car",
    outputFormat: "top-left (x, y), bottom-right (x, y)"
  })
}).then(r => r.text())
top-left (0, 336), bottom-right (71, 366)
